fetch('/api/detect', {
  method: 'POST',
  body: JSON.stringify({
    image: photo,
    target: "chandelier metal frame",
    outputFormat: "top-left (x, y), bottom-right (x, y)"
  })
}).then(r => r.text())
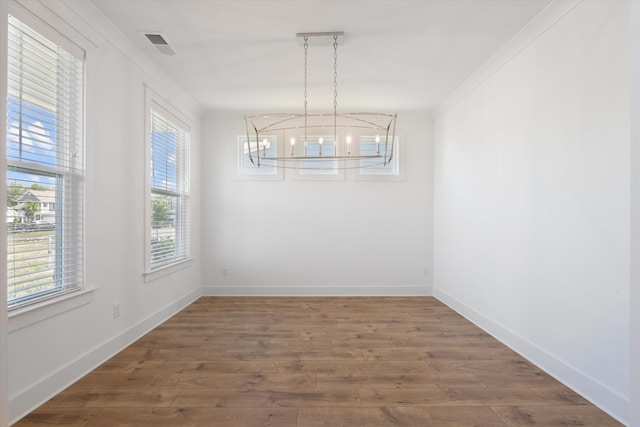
top-left (244, 31), bottom-right (397, 170)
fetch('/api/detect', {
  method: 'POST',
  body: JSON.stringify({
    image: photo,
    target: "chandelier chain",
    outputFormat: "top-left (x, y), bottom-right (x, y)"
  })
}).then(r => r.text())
top-left (303, 36), bottom-right (308, 116)
top-left (333, 35), bottom-right (338, 116)
top-left (304, 35), bottom-right (308, 144)
top-left (333, 34), bottom-right (338, 147)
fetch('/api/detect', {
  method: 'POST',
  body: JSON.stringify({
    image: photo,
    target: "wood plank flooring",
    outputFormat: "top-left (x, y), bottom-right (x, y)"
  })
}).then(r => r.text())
top-left (14, 297), bottom-right (622, 426)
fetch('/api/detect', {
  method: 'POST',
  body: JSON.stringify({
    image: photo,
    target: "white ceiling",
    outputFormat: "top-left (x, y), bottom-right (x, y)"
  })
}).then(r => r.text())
top-left (90, 0), bottom-right (551, 113)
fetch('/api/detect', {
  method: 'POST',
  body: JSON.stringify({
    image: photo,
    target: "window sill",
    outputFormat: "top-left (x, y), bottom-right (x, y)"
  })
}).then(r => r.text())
top-left (144, 257), bottom-right (193, 283)
top-left (353, 172), bottom-right (404, 181)
top-left (8, 287), bottom-right (97, 333)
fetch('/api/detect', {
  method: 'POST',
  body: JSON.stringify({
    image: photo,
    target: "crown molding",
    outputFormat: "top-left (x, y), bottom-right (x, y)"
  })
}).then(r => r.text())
top-left (433, 0), bottom-right (581, 120)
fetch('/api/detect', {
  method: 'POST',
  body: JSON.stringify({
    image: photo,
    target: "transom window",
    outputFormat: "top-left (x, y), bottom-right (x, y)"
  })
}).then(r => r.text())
top-left (359, 135), bottom-right (400, 176)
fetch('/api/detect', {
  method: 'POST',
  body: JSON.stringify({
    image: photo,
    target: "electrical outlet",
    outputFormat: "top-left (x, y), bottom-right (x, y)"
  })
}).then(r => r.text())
top-left (222, 268), bottom-right (228, 277)
top-left (423, 268), bottom-right (430, 277)
top-left (113, 302), bottom-right (121, 318)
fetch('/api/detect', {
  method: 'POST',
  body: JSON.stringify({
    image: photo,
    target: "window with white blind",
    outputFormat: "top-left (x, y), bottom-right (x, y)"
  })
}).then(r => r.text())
top-left (293, 136), bottom-right (344, 180)
top-left (298, 137), bottom-right (337, 174)
top-left (6, 15), bottom-right (85, 309)
top-left (145, 94), bottom-right (190, 273)
top-left (358, 136), bottom-right (400, 179)
top-left (237, 135), bottom-right (282, 179)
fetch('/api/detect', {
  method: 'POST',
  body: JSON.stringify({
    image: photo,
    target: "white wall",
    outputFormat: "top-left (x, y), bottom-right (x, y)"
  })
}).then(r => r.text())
top-left (434, 1), bottom-right (629, 424)
top-left (5, 1), bottom-right (202, 423)
top-left (201, 111), bottom-right (433, 296)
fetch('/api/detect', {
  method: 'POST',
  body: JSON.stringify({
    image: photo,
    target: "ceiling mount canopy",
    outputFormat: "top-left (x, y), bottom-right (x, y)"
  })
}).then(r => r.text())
top-left (244, 31), bottom-right (397, 170)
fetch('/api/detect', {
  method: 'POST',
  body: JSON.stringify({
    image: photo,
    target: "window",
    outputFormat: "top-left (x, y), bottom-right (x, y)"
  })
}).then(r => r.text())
top-left (6, 15), bottom-right (85, 309)
top-left (145, 94), bottom-right (190, 272)
top-left (237, 135), bottom-right (282, 180)
top-left (294, 136), bottom-right (344, 180)
top-left (358, 136), bottom-right (400, 178)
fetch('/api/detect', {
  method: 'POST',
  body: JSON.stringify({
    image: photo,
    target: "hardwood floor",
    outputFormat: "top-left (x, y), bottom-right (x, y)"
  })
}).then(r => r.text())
top-left (15, 297), bottom-right (622, 426)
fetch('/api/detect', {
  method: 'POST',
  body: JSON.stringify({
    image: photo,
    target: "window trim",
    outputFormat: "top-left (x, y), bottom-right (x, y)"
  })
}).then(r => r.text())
top-left (8, 286), bottom-right (96, 332)
top-left (354, 135), bottom-right (403, 181)
top-left (143, 86), bottom-right (192, 276)
top-left (236, 135), bottom-right (283, 180)
top-left (8, 1), bottom-right (84, 60)
top-left (292, 135), bottom-right (345, 181)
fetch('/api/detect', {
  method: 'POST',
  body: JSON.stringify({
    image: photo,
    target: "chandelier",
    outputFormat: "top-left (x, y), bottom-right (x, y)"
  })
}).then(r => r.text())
top-left (244, 32), bottom-right (397, 170)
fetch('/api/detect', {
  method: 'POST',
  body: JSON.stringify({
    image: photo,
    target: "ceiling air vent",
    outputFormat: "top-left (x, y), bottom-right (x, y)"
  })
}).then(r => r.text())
top-left (143, 32), bottom-right (176, 56)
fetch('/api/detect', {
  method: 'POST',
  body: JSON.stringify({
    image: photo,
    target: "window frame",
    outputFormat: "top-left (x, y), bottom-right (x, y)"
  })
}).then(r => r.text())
top-left (236, 134), bottom-right (283, 180)
top-left (5, 9), bottom-right (86, 310)
top-left (292, 135), bottom-right (345, 181)
top-left (354, 135), bottom-right (403, 181)
top-left (143, 87), bottom-right (192, 277)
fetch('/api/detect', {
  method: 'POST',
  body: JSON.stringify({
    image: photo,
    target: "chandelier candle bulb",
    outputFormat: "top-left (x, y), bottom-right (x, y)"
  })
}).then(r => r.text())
top-left (346, 135), bottom-right (352, 156)
top-left (290, 137), bottom-right (295, 156)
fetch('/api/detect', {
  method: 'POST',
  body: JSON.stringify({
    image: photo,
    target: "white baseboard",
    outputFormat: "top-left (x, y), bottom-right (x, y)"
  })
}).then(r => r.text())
top-left (9, 288), bottom-right (201, 425)
top-left (202, 286), bottom-right (432, 297)
top-left (434, 288), bottom-right (628, 426)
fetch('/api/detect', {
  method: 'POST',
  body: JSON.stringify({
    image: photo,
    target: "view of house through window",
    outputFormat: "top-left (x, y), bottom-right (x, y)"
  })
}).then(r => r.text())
top-left (6, 15), bottom-right (85, 308)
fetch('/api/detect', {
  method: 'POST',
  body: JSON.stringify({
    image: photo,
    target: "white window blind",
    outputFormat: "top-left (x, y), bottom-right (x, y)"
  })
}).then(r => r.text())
top-left (238, 135), bottom-right (278, 175)
top-left (148, 107), bottom-right (190, 270)
top-left (299, 137), bottom-right (338, 175)
top-left (359, 136), bottom-right (399, 176)
top-left (6, 15), bottom-right (85, 308)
